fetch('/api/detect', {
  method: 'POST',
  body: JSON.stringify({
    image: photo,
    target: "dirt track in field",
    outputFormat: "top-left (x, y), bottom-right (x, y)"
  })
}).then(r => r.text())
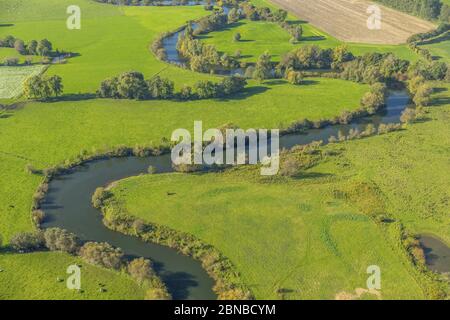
top-left (270, 0), bottom-right (435, 44)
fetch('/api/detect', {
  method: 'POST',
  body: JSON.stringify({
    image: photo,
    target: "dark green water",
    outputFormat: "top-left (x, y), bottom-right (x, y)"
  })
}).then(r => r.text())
top-left (419, 235), bottom-right (450, 274)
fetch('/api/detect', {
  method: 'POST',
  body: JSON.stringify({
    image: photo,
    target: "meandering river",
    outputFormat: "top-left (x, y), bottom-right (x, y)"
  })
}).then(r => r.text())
top-left (39, 0), bottom-right (449, 301)
top-left (41, 90), bottom-right (420, 299)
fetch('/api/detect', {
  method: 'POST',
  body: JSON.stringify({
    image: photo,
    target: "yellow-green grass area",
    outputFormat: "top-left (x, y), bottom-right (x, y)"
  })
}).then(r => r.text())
top-left (0, 251), bottom-right (145, 299)
top-left (321, 82), bottom-right (450, 245)
top-left (203, 0), bottom-right (420, 63)
top-left (0, 65), bottom-right (46, 99)
top-left (0, 0), bottom-right (214, 95)
top-left (203, 18), bottom-right (420, 63)
top-left (102, 83), bottom-right (450, 300)
top-left (104, 165), bottom-right (424, 300)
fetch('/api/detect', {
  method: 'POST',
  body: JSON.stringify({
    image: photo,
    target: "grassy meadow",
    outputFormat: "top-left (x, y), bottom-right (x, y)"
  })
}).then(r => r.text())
top-left (104, 170), bottom-right (426, 299)
top-left (0, 251), bottom-right (145, 299)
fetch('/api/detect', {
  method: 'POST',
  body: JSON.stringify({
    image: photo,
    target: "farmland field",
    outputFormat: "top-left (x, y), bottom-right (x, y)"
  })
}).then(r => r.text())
top-left (0, 65), bottom-right (45, 98)
top-left (269, 0), bottom-right (435, 44)
top-left (0, 0), bottom-right (448, 302)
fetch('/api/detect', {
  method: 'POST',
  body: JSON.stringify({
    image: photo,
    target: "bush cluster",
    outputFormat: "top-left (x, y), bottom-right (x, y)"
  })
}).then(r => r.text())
top-left (98, 71), bottom-right (247, 100)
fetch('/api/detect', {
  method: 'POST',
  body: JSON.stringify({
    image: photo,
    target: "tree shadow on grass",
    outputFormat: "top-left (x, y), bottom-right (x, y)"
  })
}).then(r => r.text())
top-left (47, 93), bottom-right (97, 102)
top-left (294, 172), bottom-right (334, 180)
top-left (302, 35), bottom-right (326, 42)
top-left (216, 85), bottom-right (270, 101)
top-left (0, 24), bottom-right (14, 28)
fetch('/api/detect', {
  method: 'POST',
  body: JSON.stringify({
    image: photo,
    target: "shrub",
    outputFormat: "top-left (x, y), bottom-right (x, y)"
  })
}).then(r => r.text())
top-left (43, 228), bottom-right (80, 254)
top-left (79, 242), bottom-right (124, 270)
top-left (279, 158), bottom-right (300, 177)
top-left (31, 210), bottom-right (46, 226)
top-left (3, 57), bottom-right (19, 66)
top-left (218, 288), bottom-right (252, 300)
top-left (10, 232), bottom-right (44, 252)
top-left (233, 32), bottom-right (241, 42)
top-left (145, 288), bottom-right (171, 300)
top-left (286, 70), bottom-right (303, 85)
top-left (91, 187), bottom-right (111, 209)
top-left (400, 108), bottom-right (418, 124)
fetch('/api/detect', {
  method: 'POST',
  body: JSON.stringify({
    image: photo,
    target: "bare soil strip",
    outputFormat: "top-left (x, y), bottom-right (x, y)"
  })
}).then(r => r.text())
top-left (270, 0), bottom-right (435, 44)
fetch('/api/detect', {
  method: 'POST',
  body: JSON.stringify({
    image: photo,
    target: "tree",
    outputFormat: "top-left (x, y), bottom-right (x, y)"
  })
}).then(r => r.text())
top-left (440, 4), bottom-right (450, 22)
top-left (79, 242), bottom-right (124, 270)
top-left (14, 39), bottom-right (25, 54)
top-left (360, 91), bottom-right (384, 114)
top-left (10, 232), bottom-right (44, 252)
top-left (37, 39), bottom-right (52, 56)
top-left (179, 85), bottom-right (194, 100)
top-left (195, 80), bottom-right (220, 99)
top-left (3, 35), bottom-right (15, 47)
top-left (128, 257), bottom-right (154, 283)
top-left (227, 8), bottom-right (240, 23)
top-left (253, 51), bottom-right (272, 82)
top-left (233, 32), bottom-right (241, 42)
top-left (290, 25), bottom-right (303, 42)
top-left (27, 40), bottom-right (38, 55)
top-left (147, 76), bottom-right (174, 99)
top-left (24, 75), bottom-right (45, 99)
top-left (220, 76), bottom-right (247, 95)
top-left (43, 228), bottom-right (80, 254)
top-left (332, 45), bottom-right (354, 69)
top-left (31, 210), bottom-right (46, 226)
top-left (47, 75), bottom-right (64, 97)
top-left (408, 76), bottom-right (425, 94)
top-left (286, 70), bottom-right (303, 85)
top-left (413, 84), bottom-right (433, 106)
top-left (400, 108), bottom-right (418, 124)
top-left (116, 71), bottom-right (149, 100)
top-left (272, 9), bottom-right (288, 22)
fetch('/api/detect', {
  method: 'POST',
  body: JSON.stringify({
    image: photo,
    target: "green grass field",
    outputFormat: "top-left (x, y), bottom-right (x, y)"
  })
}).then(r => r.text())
top-left (207, 0), bottom-right (420, 62)
top-left (0, 251), bottom-right (145, 299)
top-left (0, 65), bottom-right (45, 98)
top-left (103, 82), bottom-right (450, 299)
top-left (104, 170), bottom-right (426, 299)
top-left (0, 0), bottom-right (448, 300)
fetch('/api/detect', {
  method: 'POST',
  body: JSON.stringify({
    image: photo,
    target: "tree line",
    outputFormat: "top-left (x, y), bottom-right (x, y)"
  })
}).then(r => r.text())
top-left (373, 0), bottom-right (446, 21)
top-left (0, 35), bottom-right (53, 56)
top-left (97, 71), bottom-right (247, 100)
top-left (24, 74), bottom-right (64, 100)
